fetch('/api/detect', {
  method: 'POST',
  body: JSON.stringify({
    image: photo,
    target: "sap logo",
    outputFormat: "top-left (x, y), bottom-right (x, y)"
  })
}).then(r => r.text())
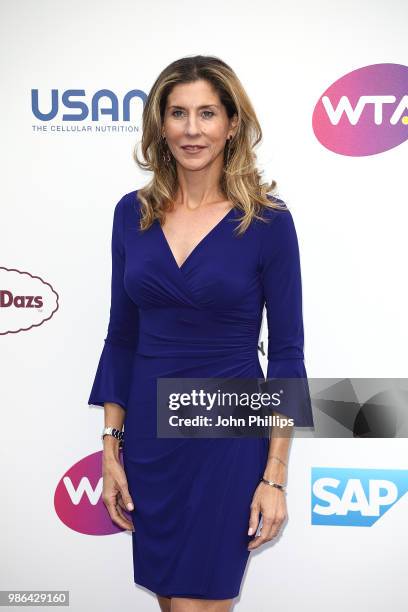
top-left (0, 267), bottom-right (58, 335)
top-left (31, 88), bottom-right (147, 121)
top-left (312, 63), bottom-right (408, 156)
top-left (311, 467), bottom-right (408, 526)
top-left (54, 450), bottom-right (131, 535)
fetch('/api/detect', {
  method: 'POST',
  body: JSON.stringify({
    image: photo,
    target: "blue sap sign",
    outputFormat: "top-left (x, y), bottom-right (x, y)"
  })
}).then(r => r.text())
top-left (31, 89), bottom-right (147, 121)
top-left (312, 467), bottom-right (408, 526)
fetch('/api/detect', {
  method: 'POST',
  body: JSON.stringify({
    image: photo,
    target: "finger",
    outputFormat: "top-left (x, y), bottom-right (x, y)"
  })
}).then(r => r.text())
top-left (104, 497), bottom-right (134, 531)
top-left (247, 532), bottom-right (268, 550)
top-left (115, 502), bottom-right (135, 532)
top-left (248, 515), bottom-right (278, 549)
top-left (118, 481), bottom-right (134, 512)
top-left (247, 505), bottom-right (260, 536)
top-left (117, 495), bottom-right (132, 511)
top-left (259, 516), bottom-right (280, 542)
top-left (259, 513), bottom-right (286, 542)
top-left (108, 502), bottom-right (134, 531)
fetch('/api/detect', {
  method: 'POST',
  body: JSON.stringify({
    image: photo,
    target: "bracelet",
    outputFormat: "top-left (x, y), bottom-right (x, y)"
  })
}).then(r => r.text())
top-left (102, 426), bottom-right (124, 448)
top-left (260, 477), bottom-right (287, 493)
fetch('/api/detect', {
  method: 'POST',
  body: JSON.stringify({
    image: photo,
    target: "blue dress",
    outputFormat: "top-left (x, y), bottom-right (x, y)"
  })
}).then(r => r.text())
top-left (88, 189), bottom-right (313, 599)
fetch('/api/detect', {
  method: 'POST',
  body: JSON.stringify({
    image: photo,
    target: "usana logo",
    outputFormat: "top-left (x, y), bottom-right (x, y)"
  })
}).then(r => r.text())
top-left (31, 88), bottom-right (147, 123)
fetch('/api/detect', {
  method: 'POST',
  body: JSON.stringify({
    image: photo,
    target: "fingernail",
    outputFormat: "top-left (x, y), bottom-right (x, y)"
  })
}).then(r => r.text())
top-left (248, 527), bottom-right (253, 535)
top-left (127, 503), bottom-right (134, 510)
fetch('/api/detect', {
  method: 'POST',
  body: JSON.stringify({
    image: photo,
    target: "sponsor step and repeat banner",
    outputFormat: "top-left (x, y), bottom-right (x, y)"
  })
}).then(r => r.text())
top-left (1, 2), bottom-right (407, 611)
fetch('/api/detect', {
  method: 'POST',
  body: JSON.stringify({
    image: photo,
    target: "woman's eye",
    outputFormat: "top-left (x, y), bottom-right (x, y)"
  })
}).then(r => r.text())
top-left (170, 110), bottom-right (214, 118)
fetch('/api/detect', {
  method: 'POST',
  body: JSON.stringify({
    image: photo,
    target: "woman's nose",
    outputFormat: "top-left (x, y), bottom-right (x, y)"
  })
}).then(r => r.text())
top-left (185, 116), bottom-right (200, 135)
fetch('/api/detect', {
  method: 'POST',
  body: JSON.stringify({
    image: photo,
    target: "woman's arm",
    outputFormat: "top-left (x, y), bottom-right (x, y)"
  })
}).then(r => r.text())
top-left (260, 206), bottom-right (313, 476)
top-left (88, 194), bottom-right (139, 530)
top-left (88, 194), bottom-right (140, 412)
top-left (248, 207), bottom-right (311, 549)
top-left (260, 208), bottom-right (312, 427)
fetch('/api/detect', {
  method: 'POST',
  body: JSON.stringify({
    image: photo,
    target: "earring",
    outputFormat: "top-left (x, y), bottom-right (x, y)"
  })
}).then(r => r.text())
top-left (161, 136), bottom-right (172, 164)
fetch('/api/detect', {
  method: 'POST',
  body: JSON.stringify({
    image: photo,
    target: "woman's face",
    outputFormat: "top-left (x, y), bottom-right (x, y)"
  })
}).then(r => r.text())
top-left (162, 79), bottom-right (238, 172)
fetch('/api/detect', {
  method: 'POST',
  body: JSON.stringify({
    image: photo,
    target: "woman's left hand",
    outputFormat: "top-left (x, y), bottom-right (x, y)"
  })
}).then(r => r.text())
top-left (247, 481), bottom-right (288, 550)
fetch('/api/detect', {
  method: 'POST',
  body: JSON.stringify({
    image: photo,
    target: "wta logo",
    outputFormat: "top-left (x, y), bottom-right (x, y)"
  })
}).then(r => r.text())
top-left (312, 63), bottom-right (408, 156)
top-left (54, 451), bottom-right (131, 535)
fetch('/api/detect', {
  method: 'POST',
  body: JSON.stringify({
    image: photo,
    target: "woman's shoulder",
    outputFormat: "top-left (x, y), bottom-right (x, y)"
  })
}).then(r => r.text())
top-left (255, 195), bottom-right (299, 254)
top-left (255, 194), bottom-right (293, 226)
top-left (120, 188), bottom-right (140, 211)
top-left (262, 194), bottom-right (289, 215)
top-left (266, 193), bottom-right (286, 207)
top-left (115, 189), bottom-right (141, 229)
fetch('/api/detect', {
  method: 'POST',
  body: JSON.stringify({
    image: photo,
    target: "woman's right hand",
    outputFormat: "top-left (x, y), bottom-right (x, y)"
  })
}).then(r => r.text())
top-left (102, 454), bottom-right (135, 531)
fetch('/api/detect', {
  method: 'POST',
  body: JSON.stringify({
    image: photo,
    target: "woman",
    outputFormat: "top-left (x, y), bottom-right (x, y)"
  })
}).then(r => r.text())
top-left (88, 55), bottom-right (313, 612)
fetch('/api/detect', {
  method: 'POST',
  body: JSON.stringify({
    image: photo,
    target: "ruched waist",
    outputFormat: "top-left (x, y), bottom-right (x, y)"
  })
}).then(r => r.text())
top-left (135, 307), bottom-right (260, 358)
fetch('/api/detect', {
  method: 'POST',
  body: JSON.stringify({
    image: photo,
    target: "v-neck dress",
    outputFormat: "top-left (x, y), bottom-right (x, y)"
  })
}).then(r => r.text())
top-left (88, 189), bottom-right (313, 599)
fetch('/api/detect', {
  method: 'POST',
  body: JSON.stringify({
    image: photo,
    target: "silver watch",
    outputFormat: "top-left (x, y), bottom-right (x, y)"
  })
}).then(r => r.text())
top-left (102, 426), bottom-right (124, 447)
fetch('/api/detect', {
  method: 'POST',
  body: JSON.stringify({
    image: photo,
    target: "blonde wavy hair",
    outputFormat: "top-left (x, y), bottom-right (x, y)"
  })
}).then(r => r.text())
top-left (133, 54), bottom-right (287, 236)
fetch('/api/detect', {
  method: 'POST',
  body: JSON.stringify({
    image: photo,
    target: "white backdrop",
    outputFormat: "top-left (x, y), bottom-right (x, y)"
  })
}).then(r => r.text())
top-left (1, 0), bottom-right (407, 610)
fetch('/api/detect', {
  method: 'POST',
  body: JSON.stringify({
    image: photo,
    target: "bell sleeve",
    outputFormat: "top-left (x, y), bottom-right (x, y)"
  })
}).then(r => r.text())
top-left (259, 208), bottom-right (314, 427)
top-left (88, 195), bottom-right (140, 411)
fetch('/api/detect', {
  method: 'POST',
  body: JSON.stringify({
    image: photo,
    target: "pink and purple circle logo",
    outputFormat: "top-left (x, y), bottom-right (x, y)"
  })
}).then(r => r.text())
top-left (54, 451), bottom-right (131, 535)
top-left (312, 63), bottom-right (408, 156)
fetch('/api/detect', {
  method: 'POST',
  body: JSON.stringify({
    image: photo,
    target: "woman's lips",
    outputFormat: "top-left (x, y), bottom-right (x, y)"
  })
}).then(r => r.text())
top-left (181, 145), bottom-right (206, 153)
